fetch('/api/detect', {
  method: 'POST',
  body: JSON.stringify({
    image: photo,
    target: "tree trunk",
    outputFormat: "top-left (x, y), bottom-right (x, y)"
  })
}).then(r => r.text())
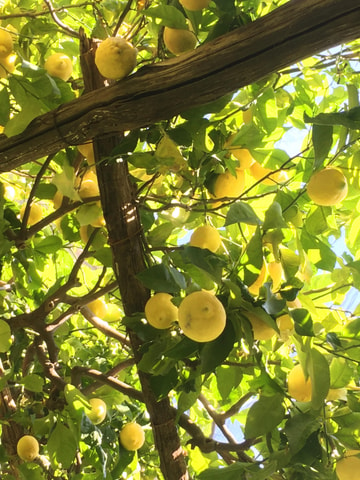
top-left (0, 0), bottom-right (359, 170)
top-left (80, 33), bottom-right (189, 480)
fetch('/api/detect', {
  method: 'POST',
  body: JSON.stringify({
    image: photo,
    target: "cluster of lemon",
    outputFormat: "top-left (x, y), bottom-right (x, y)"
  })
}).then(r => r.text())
top-left (16, 399), bottom-right (145, 463)
top-left (0, 26), bottom-right (16, 78)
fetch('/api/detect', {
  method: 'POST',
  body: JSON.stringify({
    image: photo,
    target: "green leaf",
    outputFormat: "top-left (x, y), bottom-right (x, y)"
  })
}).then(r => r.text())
top-left (0, 88), bottom-right (10, 124)
top-left (0, 319), bottom-right (11, 352)
top-left (143, 5), bottom-right (187, 29)
top-left (312, 124), bottom-right (333, 169)
top-left (149, 367), bottom-right (179, 399)
top-left (179, 246), bottom-right (226, 284)
top-left (225, 201), bottom-right (262, 226)
top-left (20, 374), bottom-right (44, 393)
top-left (309, 348), bottom-right (330, 410)
top-left (64, 384), bottom-right (91, 420)
top-left (200, 320), bottom-right (235, 373)
top-left (304, 109), bottom-right (360, 130)
top-left (329, 357), bottom-right (354, 388)
top-left (284, 413), bottom-right (320, 455)
top-left (292, 308), bottom-right (314, 336)
top-left (216, 365), bottom-right (243, 400)
top-left (177, 376), bottom-right (202, 420)
top-left (137, 263), bottom-right (186, 293)
top-left (245, 393), bottom-right (285, 438)
top-left (263, 202), bottom-right (288, 230)
top-left (47, 422), bottom-right (77, 469)
top-left (34, 235), bottom-right (62, 254)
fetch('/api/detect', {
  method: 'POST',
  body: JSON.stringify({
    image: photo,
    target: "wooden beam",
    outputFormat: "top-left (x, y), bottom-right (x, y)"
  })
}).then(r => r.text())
top-left (0, 0), bottom-right (359, 171)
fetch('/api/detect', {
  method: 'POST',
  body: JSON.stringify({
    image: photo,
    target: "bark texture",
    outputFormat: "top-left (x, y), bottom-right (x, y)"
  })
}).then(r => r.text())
top-left (0, 0), bottom-right (359, 170)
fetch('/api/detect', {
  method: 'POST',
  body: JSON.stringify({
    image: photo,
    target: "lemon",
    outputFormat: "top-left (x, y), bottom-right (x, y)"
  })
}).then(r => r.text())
top-left (245, 311), bottom-right (276, 341)
top-left (178, 290), bottom-right (226, 342)
top-left (163, 27), bottom-right (197, 56)
top-left (287, 364), bottom-right (312, 402)
top-left (95, 37), bottom-right (137, 80)
top-left (119, 422), bottom-right (145, 451)
top-left (307, 167), bottom-right (348, 206)
top-left (179, 0), bottom-right (210, 10)
top-left (0, 28), bottom-right (13, 58)
top-left (16, 435), bottom-right (39, 462)
top-left (88, 398), bottom-right (107, 425)
top-left (77, 171), bottom-right (100, 200)
top-left (104, 304), bottom-right (122, 323)
top-left (224, 136), bottom-right (254, 169)
top-left (44, 53), bottom-right (73, 81)
top-left (145, 293), bottom-right (178, 329)
top-left (249, 161), bottom-right (288, 185)
top-left (20, 203), bottom-right (43, 226)
top-left (0, 53), bottom-right (16, 78)
top-left (336, 451), bottom-right (360, 480)
top-left (213, 168), bottom-right (245, 200)
top-left (86, 298), bottom-right (108, 319)
top-left (189, 225), bottom-right (221, 253)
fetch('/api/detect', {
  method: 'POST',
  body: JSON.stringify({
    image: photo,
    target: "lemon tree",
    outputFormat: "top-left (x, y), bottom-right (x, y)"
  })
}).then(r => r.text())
top-left (0, 1), bottom-right (360, 479)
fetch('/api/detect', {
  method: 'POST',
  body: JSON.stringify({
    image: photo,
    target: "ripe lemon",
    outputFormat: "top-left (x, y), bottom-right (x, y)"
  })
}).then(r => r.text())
top-left (119, 422), bottom-right (145, 451)
top-left (0, 29), bottom-right (13, 57)
top-left (78, 142), bottom-right (95, 165)
top-left (244, 311), bottom-right (276, 341)
top-left (16, 435), bottom-right (39, 462)
top-left (287, 364), bottom-right (312, 402)
top-left (336, 451), bottom-right (360, 480)
top-left (44, 53), bottom-right (73, 81)
top-left (179, 0), bottom-right (210, 10)
top-left (178, 290), bottom-right (226, 342)
top-left (213, 168), bottom-right (245, 200)
top-left (95, 37), bottom-right (137, 80)
top-left (88, 398), bottom-right (107, 425)
top-left (104, 304), bottom-right (122, 323)
top-left (20, 203), bottom-right (43, 226)
top-left (86, 298), bottom-right (108, 319)
top-left (163, 27), bottom-right (197, 56)
top-left (145, 292), bottom-right (178, 329)
top-left (0, 53), bottom-right (16, 78)
top-left (189, 225), bottom-right (221, 253)
top-left (77, 171), bottom-right (100, 200)
top-left (224, 136), bottom-right (254, 170)
top-left (307, 167), bottom-right (348, 206)
top-left (249, 161), bottom-right (288, 185)
top-left (248, 263), bottom-right (267, 296)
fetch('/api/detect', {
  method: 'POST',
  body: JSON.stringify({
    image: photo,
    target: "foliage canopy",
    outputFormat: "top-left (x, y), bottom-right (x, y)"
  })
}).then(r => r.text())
top-left (0, 0), bottom-right (360, 479)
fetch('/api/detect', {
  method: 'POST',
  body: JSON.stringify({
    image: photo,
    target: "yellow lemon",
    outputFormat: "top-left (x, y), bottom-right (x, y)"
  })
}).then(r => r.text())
top-left (178, 290), bottom-right (226, 342)
top-left (88, 398), bottom-right (107, 425)
top-left (307, 167), bottom-right (348, 206)
top-left (145, 293), bottom-right (178, 329)
top-left (276, 313), bottom-right (295, 341)
top-left (336, 451), bottom-right (360, 480)
top-left (224, 136), bottom-right (254, 169)
top-left (287, 364), bottom-right (312, 402)
top-left (95, 37), bottom-right (137, 80)
top-left (0, 28), bottom-right (13, 57)
top-left (249, 161), bottom-right (288, 185)
top-left (119, 422), bottom-right (145, 451)
top-left (163, 27), bottom-right (197, 56)
top-left (213, 168), bottom-right (245, 200)
top-left (20, 203), bottom-right (43, 226)
top-left (44, 53), bottom-right (73, 81)
top-left (17, 435), bottom-right (39, 462)
top-left (77, 171), bottom-right (100, 200)
top-left (86, 298), bottom-right (108, 319)
top-left (0, 53), bottom-right (16, 78)
top-left (189, 225), bottom-right (221, 253)
top-left (179, 0), bottom-right (210, 10)
top-left (245, 311), bottom-right (276, 341)
top-left (52, 190), bottom-right (63, 210)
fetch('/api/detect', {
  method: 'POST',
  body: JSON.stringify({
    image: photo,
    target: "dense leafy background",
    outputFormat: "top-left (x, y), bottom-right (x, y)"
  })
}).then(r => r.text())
top-left (0, 0), bottom-right (360, 479)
